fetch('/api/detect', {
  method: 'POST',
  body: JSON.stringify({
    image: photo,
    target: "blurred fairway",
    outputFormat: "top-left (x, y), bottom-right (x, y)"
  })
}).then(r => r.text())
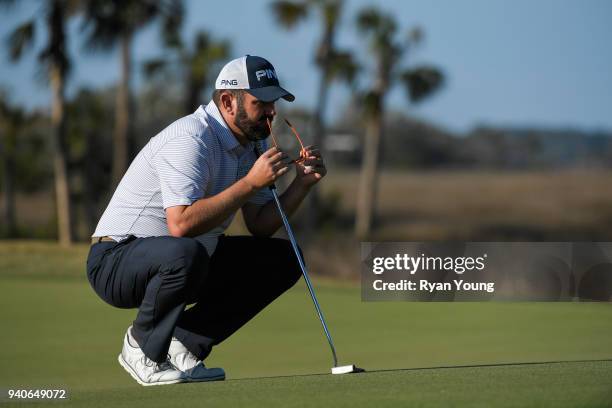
top-left (1, 241), bottom-right (611, 407)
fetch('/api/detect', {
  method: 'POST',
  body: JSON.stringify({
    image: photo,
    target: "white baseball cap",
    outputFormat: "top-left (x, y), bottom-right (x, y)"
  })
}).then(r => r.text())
top-left (215, 55), bottom-right (295, 103)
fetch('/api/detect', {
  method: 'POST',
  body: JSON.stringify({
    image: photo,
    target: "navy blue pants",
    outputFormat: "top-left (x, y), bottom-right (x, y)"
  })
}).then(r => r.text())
top-left (86, 235), bottom-right (302, 363)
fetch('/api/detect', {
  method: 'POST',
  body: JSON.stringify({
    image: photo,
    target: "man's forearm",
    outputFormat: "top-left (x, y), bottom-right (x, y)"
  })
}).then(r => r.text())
top-left (251, 178), bottom-right (311, 236)
top-left (170, 178), bottom-right (257, 237)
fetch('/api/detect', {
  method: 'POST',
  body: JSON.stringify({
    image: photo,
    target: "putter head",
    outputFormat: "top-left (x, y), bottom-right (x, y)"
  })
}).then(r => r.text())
top-left (331, 364), bottom-right (365, 375)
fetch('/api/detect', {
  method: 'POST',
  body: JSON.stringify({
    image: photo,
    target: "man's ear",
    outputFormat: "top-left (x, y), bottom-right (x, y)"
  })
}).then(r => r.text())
top-left (220, 92), bottom-right (235, 116)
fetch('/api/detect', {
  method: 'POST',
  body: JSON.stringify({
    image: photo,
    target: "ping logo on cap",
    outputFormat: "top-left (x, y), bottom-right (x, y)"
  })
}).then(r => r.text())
top-left (255, 69), bottom-right (277, 82)
top-left (214, 55), bottom-right (295, 102)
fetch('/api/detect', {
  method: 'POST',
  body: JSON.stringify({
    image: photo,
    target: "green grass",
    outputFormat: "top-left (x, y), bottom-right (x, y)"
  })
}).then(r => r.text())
top-left (1, 241), bottom-right (611, 407)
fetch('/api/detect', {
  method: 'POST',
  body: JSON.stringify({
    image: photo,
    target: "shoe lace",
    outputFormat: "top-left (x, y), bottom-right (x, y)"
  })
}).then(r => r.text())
top-left (140, 355), bottom-right (174, 372)
top-left (141, 356), bottom-right (154, 367)
top-left (158, 359), bottom-right (174, 372)
top-left (166, 353), bottom-right (183, 371)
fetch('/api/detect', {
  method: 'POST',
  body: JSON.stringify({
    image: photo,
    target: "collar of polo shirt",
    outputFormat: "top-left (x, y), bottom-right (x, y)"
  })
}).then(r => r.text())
top-left (202, 101), bottom-right (257, 154)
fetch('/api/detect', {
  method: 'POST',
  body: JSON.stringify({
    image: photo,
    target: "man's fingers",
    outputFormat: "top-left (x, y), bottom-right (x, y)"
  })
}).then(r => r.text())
top-left (272, 160), bottom-right (288, 172)
top-left (294, 143), bottom-right (326, 182)
top-left (303, 157), bottom-right (323, 166)
top-left (304, 164), bottom-right (326, 175)
top-left (302, 146), bottom-right (321, 155)
top-left (269, 151), bottom-right (287, 163)
top-left (304, 151), bottom-right (322, 160)
top-left (264, 146), bottom-right (280, 158)
top-left (276, 166), bottom-right (290, 178)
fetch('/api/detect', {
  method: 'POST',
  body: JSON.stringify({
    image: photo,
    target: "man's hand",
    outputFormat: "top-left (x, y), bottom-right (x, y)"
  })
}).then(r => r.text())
top-left (295, 145), bottom-right (327, 188)
top-left (245, 147), bottom-right (290, 189)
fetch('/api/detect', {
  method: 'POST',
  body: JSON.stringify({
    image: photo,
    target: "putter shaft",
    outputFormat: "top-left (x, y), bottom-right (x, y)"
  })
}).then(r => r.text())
top-left (254, 140), bottom-right (339, 368)
top-left (269, 188), bottom-right (339, 368)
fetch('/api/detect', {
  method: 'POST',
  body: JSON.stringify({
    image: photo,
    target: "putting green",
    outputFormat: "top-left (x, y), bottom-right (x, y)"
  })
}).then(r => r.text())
top-left (0, 242), bottom-right (611, 406)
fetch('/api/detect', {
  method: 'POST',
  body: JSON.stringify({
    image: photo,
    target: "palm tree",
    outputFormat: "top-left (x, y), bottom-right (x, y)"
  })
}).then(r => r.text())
top-left (81, 0), bottom-right (183, 188)
top-left (354, 8), bottom-right (444, 238)
top-left (4, 0), bottom-right (76, 245)
top-left (271, 0), bottom-right (357, 231)
top-left (144, 30), bottom-right (230, 115)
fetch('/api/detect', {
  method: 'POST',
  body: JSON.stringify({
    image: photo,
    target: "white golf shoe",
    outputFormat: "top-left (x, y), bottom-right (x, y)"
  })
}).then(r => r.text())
top-left (118, 327), bottom-right (185, 386)
top-left (168, 337), bottom-right (225, 382)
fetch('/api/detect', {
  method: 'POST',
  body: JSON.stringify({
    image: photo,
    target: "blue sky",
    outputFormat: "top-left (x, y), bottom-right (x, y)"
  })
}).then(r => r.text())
top-left (1, 0), bottom-right (611, 133)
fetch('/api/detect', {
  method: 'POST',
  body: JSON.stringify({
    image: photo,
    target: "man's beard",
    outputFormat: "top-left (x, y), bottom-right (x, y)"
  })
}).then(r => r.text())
top-left (234, 102), bottom-right (270, 142)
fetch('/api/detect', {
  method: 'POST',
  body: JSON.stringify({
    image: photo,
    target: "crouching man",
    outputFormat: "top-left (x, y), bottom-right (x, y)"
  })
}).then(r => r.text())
top-left (86, 55), bottom-right (326, 386)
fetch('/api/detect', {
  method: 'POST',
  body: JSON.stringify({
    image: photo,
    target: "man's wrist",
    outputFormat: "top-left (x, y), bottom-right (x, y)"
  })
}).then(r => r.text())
top-left (239, 177), bottom-right (259, 195)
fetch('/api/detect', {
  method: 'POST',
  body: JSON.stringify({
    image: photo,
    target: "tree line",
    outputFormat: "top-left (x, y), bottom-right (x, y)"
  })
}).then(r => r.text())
top-left (0, 0), bottom-right (444, 245)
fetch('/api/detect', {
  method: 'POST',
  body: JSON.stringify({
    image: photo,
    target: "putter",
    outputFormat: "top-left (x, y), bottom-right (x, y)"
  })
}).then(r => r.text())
top-left (255, 140), bottom-right (364, 375)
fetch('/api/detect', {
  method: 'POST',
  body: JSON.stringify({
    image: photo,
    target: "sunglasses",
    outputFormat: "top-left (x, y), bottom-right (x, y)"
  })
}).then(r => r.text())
top-left (266, 118), bottom-right (307, 164)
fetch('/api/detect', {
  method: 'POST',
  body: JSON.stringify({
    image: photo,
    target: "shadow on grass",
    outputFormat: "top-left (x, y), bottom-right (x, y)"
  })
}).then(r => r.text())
top-left (227, 358), bottom-right (612, 382)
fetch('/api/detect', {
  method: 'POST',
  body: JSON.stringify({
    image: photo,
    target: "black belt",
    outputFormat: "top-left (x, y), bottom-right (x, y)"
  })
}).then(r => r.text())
top-left (91, 236), bottom-right (116, 245)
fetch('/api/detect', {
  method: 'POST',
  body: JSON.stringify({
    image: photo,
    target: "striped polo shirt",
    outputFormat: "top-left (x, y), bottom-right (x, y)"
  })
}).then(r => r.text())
top-left (93, 100), bottom-right (273, 255)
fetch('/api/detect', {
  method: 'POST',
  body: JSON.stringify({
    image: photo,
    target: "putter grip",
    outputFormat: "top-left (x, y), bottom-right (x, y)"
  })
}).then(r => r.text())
top-left (254, 142), bottom-right (277, 191)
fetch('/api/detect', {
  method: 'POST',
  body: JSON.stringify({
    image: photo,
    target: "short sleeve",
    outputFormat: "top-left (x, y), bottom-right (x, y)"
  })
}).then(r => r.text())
top-left (152, 136), bottom-right (210, 209)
